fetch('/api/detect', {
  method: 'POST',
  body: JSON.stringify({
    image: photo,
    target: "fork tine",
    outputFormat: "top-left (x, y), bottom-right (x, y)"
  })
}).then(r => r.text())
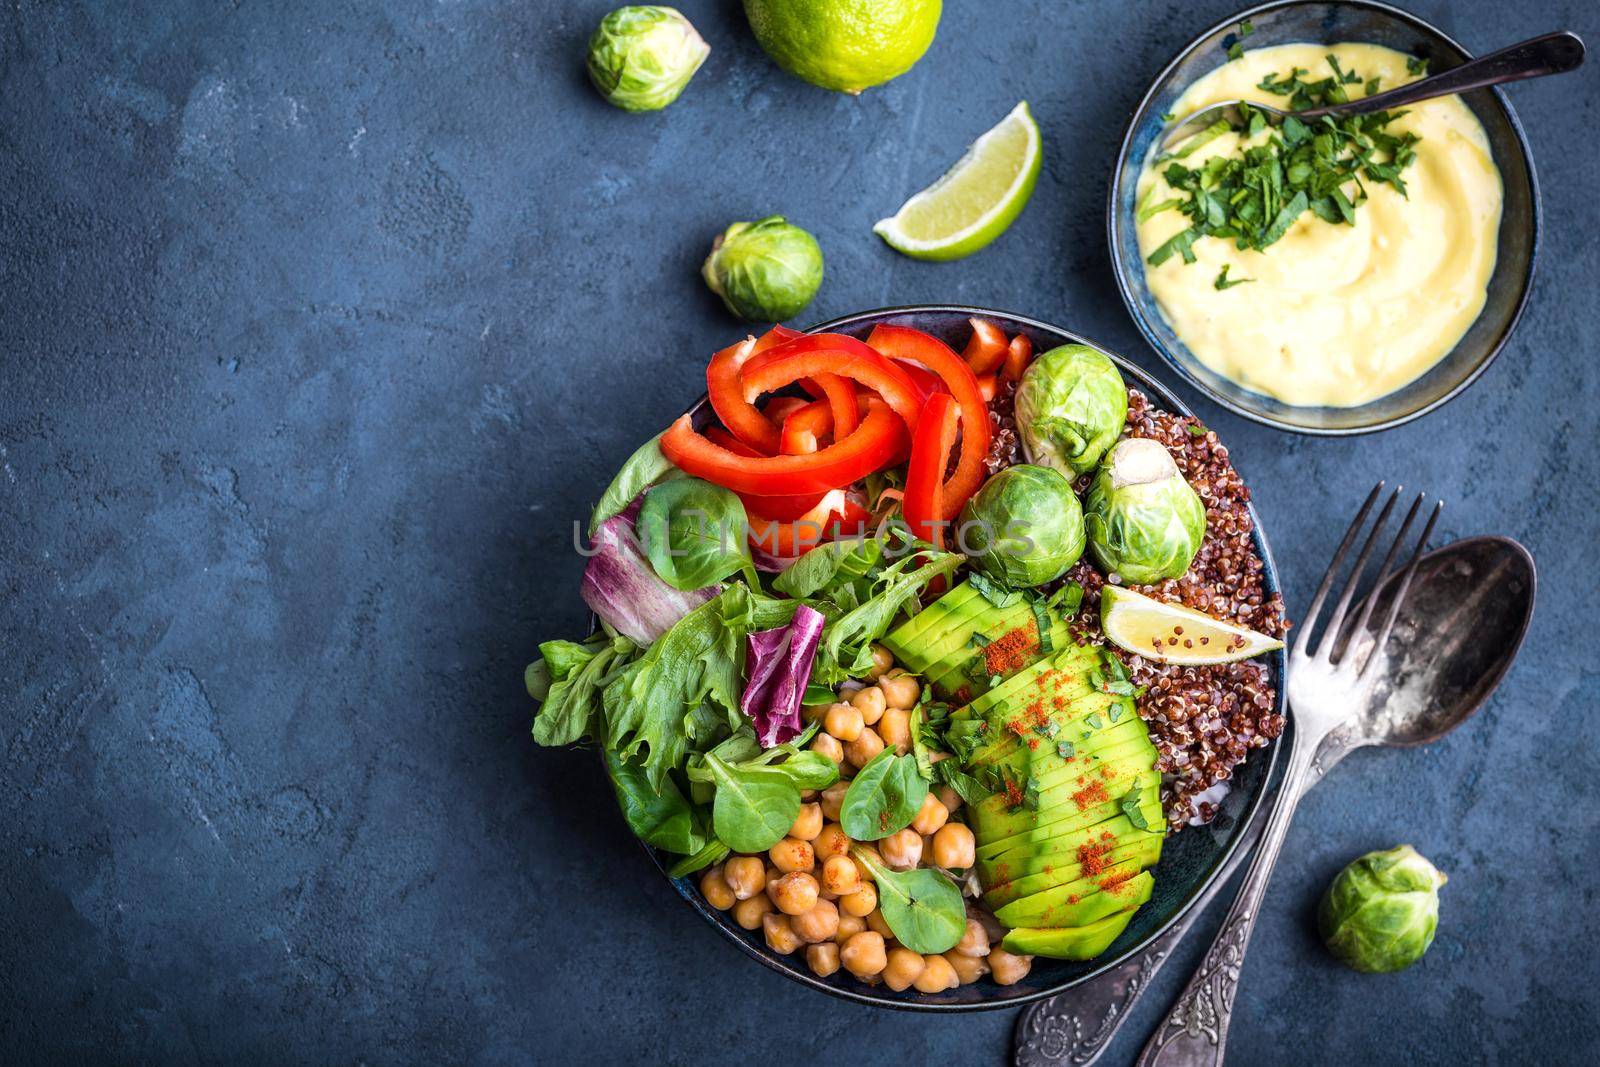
top-left (1313, 486), bottom-right (1401, 661)
top-left (1291, 482), bottom-right (1385, 660)
top-left (1359, 500), bottom-right (1444, 680)
top-left (1336, 492), bottom-right (1424, 665)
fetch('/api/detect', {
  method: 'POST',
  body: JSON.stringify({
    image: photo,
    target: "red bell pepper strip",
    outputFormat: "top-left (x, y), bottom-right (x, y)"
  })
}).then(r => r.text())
top-left (1003, 334), bottom-right (1034, 383)
top-left (976, 375), bottom-right (997, 403)
top-left (963, 317), bottom-right (1009, 374)
top-left (902, 392), bottom-right (959, 548)
top-left (751, 324), bottom-right (803, 353)
top-left (762, 395), bottom-right (810, 425)
top-left (780, 398), bottom-right (832, 455)
top-left (812, 371), bottom-right (859, 438)
top-left (739, 339), bottom-right (924, 434)
top-left (747, 490), bottom-right (845, 557)
top-left (706, 337), bottom-right (781, 454)
top-left (660, 402), bottom-right (908, 496)
top-left (888, 358), bottom-right (945, 403)
top-left (703, 425), bottom-right (760, 456)
top-left (863, 324), bottom-right (993, 519)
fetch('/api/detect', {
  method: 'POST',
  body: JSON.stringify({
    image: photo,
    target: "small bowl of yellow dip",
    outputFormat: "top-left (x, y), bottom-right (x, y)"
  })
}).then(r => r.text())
top-left (1109, 0), bottom-right (1540, 434)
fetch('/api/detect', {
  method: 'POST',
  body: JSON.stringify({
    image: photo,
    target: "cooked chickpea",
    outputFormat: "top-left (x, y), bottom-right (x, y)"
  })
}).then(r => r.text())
top-left (806, 942), bottom-right (840, 978)
top-left (840, 931), bottom-right (887, 978)
top-left (839, 882), bottom-right (877, 917)
top-left (821, 853), bottom-right (861, 896)
top-left (868, 643), bottom-right (895, 678)
top-left (879, 827), bottom-right (923, 870)
top-left (876, 707), bottom-right (911, 755)
top-left (770, 871), bottom-right (819, 916)
top-left (911, 793), bottom-right (949, 836)
top-left (819, 780), bottom-right (850, 821)
top-left (865, 908), bottom-right (895, 940)
top-left (732, 894), bottom-right (773, 931)
top-left (945, 951), bottom-right (990, 984)
top-left (769, 837), bottom-right (815, 874)
top-left (882, 947), bottom-right (926, 992)
top-left (811, 731), bottom-right (845, 765)
top-left (823, 702), bottom-right (864, 742)
top-left (850, 684), bottom-right (886, 725)
top-left (814, 823), bottom-right (850, 858)
top-left (931, 822), bottom-right (976, 869)
top-left (879, 669), bottom-right (921, 710)
top-left (834, 912), bottom-right (866, 943)
top-left (914, 953), bottom-right (959, 992)
top-left (790, 898), bottom-right (839, 943)
top-left (843, 727), bottom-right (885, 769)
top-left (988, 947), bottom-right (1033, 986)
top-left (699, 866), bottom-right (735, 910)
top-left (789, 803), bottom-right (823, 842)
top-left (955, 918), bottom-right (991, 958)
top-left (724, 856), bottom-right (766, 901)
top-left (935, 784), bottom-right (962, 813)
top-left (762, 912), bottom-right (803, 955)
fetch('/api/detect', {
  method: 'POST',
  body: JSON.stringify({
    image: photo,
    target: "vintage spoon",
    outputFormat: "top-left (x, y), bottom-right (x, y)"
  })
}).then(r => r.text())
top-left (1159, 31), bottom-right (1584, 150)
top-left (1013, 535), bottom-right (1535, 1067)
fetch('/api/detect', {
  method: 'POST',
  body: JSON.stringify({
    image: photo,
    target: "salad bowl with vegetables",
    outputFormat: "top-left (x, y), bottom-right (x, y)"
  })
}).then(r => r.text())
top-left (528, 306), bottom-right (1289, 1008)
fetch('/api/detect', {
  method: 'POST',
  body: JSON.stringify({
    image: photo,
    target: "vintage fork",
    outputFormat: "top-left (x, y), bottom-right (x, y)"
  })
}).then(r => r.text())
top-left (1133, 482), bottom-right (1442, 1067)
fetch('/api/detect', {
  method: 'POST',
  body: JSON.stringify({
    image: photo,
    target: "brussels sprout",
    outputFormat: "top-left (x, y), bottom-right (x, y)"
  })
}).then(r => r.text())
top-left (702, 216), bottom-right (824, 321)
top-left (586, 6), bottom-right (709, 113)
top-left (1015, 345), bottom-right (1129, 477)
top-left (958, 465), bottom-right (1085, 587)
top-left (1084, 438), bottom-right (1205, 584)
top-left (1319, 845), bottom-right (1448, 973)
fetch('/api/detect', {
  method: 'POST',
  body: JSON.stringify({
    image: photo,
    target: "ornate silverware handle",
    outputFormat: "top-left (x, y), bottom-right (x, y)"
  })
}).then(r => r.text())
top-left (1133, 728), bottom-right (1318, 1067)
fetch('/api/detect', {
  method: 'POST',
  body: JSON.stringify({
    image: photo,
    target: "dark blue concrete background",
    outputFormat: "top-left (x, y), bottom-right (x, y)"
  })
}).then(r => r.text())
top-left (2, 0), bottom-right (1597, 1063)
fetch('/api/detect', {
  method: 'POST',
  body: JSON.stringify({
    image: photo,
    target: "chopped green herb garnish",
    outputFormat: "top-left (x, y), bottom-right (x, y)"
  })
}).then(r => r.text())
top-left (1109, 703), bottom-right (1123, 724)
top-left (1214, 264), bottom-right (1254, 290)
top-left (1030, 599), bottom-right (1054, 654)
top-left (967, 571), bottom-right (1022, 609)
top-left (1120, 783), bottom-right (1151, 830)
top-left (1224, 19), bottom-right (1254, 61)
top-left (1085, 712), bottom-right (1103, 730)
top-left (1149, 57), bottom-right (1420, 268)
top-left (1056, 739), bottom-right (1075, 760)
top-left (968, 631), bottom-right (992, 649)
top-left (1407, 55), bottom-right (1428, 76)
top-left (1186, 422), bottom-right (1208, 437)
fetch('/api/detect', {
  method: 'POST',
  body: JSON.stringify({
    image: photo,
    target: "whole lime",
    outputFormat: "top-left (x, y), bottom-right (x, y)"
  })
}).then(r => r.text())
top-left (743, 0), bottom-right (942, 94)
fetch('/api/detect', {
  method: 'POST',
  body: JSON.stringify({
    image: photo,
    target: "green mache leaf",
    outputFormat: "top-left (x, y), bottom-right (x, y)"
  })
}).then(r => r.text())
top-left (604, 749), bottom-right (707, 855)
top-left (841, 750), bottom-right (928, 841)
top-left (637, 477), bottom-right (755, 591)
top-left (852, 846), bottom-right (966, 953)
top-left (590, 431), bottom-right (681, 535)
top-left (704, 753), bottom-right (802, 853)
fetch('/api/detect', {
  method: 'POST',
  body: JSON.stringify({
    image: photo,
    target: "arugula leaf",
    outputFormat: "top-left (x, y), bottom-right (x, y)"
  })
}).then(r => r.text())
top-left (811, 549), bottom-right (965, 683)
top-left (773, 536), bottom-right (885, 598)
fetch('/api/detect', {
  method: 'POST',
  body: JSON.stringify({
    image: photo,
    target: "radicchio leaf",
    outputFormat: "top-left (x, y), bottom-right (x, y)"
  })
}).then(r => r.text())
top-left (581, 501), bottom-right (718, 644)
top-left (740, 604), bottom-right (826, 748)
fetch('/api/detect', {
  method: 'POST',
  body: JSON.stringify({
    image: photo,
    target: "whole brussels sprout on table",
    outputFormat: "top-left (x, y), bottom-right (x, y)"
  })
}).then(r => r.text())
top-left (1084, 437), bottom-right (1206, 584)
top-left (1319, 845), bottom-right (1448, 973)
top-left (586, 6), bottom-right (710, 113)
top-left (702, 216), bottom-right (825, 321)
top-left (1015, 344), bottom-right (1129, 477)
top-left (957, 464), bottom-right (1085, 587)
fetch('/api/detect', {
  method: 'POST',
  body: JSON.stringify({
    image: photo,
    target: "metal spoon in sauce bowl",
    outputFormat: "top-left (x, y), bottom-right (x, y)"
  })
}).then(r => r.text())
top-left (1013, 535), bottom-right (1535, 1067)
top-left (1158, 31), bottom-right (1585, 151)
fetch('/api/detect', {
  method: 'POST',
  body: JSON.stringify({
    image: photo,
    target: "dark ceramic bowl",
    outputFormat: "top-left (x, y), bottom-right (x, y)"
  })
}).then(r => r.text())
top-left (640, 306), bottom-right (1287, 1011)
top-left (1108, 0), bottom-right (1541, 435)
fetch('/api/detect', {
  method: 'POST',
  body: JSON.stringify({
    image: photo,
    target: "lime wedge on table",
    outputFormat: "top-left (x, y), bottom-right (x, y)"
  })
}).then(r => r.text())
top-left (873, 101), bottom-right (1041, 261)
top-left (1100, 586), bottom-right (1284, 665)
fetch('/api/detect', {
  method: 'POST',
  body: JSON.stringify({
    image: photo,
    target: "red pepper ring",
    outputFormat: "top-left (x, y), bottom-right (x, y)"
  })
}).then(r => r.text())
top-left (902, 392), bottom-right (959, 548)
top-left (746, 332), bottom-right (882, 432)
top-left (660, 402), bottom-right (908, 497)
top-left (706, 337), bottom-right (781, 454)
top-left (864, 324), bottom-right (993, 520)
top-left (739, 341), bottom-right (924, 434)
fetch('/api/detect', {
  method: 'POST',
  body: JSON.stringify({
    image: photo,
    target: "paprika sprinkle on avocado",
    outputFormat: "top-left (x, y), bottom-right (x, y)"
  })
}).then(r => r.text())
top-left (1078, 838), bottom-right (1114, 877)
top-left (982, 624), bottom-right (1039, 675)
top-left (1072, 779), bottom-right (1110, 810)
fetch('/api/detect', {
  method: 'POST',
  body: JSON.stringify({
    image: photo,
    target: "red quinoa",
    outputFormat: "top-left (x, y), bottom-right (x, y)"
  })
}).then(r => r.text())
top-left (990, 385), bottom-right (1289, 829)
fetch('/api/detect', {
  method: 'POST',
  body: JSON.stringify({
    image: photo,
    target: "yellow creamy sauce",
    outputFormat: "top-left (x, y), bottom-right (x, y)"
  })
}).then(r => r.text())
top-left (1135, 43), bottom-right (1503, 408)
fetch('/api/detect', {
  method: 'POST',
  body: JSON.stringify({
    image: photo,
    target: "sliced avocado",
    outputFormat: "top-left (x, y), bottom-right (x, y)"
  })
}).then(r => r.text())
top-left (995, 869), bottom-right (1154, 929)
top-left (881, 583), bottom-right (982, 669)
top-left (977, 802), bottom-right (1165, 882)
top-left (982, 833), bottom-right (1162, 908)
top-left (985, 732), bottom-right (1157, 792)
top-left (920, 601), bottom-right (1036, 691)
top-left (968, 714), bottom-right (1148, 774)
top-left (1001, 905), bottom-right (1139, 960)
top-left (974, 779), bottom-right (1161, 860)
top-left (960, 643), bottom-right (1103, 720)
top-left (968, 750), bottom-right (1159, 839)
top-left (886, 585), bottom-right (1021, 679)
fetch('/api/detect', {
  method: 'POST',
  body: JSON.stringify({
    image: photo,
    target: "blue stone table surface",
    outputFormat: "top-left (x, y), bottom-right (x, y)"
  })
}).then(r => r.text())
top-left (3, 1), bottom-right (1597, 1063)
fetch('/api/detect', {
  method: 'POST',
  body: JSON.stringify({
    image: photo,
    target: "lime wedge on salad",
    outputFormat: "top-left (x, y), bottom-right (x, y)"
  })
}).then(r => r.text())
top-left (873, 101), bottom-right (1041, 261)
top-left (1100, 586), bottom-right (1284, 665)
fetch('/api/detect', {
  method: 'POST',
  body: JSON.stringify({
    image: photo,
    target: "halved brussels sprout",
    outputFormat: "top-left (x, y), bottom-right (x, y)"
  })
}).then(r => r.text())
top-left (702, 216), bottom-right (824, 321)
top-left (1319, 845), bottom-right (1447, 973)
top-left (1084, 438), bottom-right (1205, 584)
top-left (957, 464), bottom-right (1085, 587)
top-left (586, 6), bottom-right (710, 113)
top-left (1015, 345), bottom-right (1129, 477)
